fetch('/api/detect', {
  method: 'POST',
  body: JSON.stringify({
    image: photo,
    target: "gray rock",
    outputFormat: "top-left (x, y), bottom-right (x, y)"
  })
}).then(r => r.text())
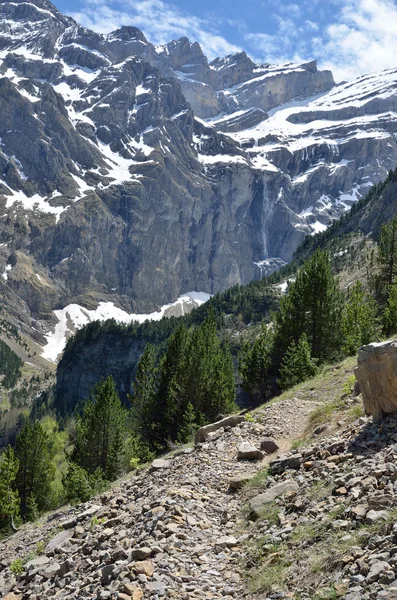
top-left (270, 454), bottom-right (302, 474)
top-left (150, 459), bottom-right (171, 470)
top-left (356, 340), bottom-right (397, 420)
top-left (195, 415), bottom-right (245, 444)
top-left (229, 473), bottom-right (256, 490)
top-left (366, 560), bottom-right (391, 583)
top-left (249, 480), bottom-right (299, 518)
top-left (130, 547), bottom-right (152, 560)
top-left (259, 437), bottom-right (279, 454)
top-left (237, 442), bottom-right (264, 461)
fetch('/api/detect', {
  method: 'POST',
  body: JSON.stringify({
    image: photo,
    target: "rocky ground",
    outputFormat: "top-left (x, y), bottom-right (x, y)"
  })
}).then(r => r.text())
top-left (4, 357), bottom-right (397, 600)
top-left (0, 394), bottom-right (317, 600)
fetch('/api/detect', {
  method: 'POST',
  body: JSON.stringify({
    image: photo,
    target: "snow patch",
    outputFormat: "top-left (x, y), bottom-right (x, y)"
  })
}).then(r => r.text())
top-left (41, 291), bottom-right (211, 362)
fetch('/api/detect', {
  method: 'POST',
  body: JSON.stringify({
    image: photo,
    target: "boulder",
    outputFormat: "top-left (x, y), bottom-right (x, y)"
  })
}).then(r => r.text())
top-left (249, 479), bottom-right (299, 518)
top-left (260, 437), bottom-right (279, 453)
top-left (269, 454), bottom-right (302, 474)
top-left (195, 415), bottom-right (245, 444)
top-left (237, 442), bottom-right (264, 460)
top-left (355, 340), bottom-right (397, 420)
top-left (229, 473), bottom-right (256, 490)
top-left (150, 459), bottom-right (171, 471)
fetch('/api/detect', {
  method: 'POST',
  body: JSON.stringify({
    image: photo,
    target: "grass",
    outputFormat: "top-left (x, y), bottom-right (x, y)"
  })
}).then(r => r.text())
top-left (248, 562), bottom-right (288, 593)
top-left (245, 468), bottom-right (268, 492)
top-left (308, 397), bottom-right (346, 427)
top-left (257, 501), bottom-right (281, 526)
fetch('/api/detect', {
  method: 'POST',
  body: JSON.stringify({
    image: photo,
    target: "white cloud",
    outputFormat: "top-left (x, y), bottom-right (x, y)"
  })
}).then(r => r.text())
top-left (318, 0), bottom-right (397, 81)
top-left (247, 0), bottom-right (397, 81)
top-left (70, 0), bottom-right (241, 59)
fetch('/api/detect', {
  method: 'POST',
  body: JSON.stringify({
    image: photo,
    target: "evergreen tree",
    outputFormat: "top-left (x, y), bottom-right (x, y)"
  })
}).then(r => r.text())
top-left (156, 324), bottom-right (190, 442)
top-left (15, 421), bottom-right (54, 519)
top-left (180, 311), bottom-right (236, 421)
top-left (72, 377), bottom-right (126, 481)
top-left (130, 344), bottom-right (161, 450)
top-left (278, 334), bottom-right (318, 391)
top-left (177, 402), bottom-right (199, 443)
top-left (379, 216), bottom-right (397, 288)
top-left (274, 249), bottom-right (343, 363)
top-left (239, 323), bottom-right (273, 402)
top-left (62, 463), bottom-right (106, 505)
top-left (0, 445), bottom-right (19, 533)
top-left (383, 280), bottom-right (397, 335)
top-left (341, 281), bottom-right (378, 354)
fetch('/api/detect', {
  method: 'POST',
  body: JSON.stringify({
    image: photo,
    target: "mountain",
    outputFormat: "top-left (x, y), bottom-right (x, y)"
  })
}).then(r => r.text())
top-left (1, 0), bottom-right (397, 359)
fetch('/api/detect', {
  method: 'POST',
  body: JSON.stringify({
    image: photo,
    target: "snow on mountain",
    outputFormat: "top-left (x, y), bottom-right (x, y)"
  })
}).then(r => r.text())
top-left (1, 0), bottom-right (397, 358)
top-left (42, 291), bottom-right (211, 362)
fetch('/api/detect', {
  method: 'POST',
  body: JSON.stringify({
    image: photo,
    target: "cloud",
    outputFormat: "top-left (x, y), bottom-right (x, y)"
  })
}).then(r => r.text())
top-left (247, 0), bottom-right (397, 81)
top-left (318, 0), bottom-right (397, 80)
top-left (70, 0), bottom-right (241, 59)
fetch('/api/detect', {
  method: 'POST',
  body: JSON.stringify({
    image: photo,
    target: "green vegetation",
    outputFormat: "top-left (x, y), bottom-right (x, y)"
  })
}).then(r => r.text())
top-left (0, 340), bottom-right (23, 389)
top-left (278, 334), bottom-right (318, 391)
top-left (0, 445), bottom-right (19, 534)
top-left (132, 312), bottom-right (236, 451)
top-left (72, 377), bottom-right (126, 480)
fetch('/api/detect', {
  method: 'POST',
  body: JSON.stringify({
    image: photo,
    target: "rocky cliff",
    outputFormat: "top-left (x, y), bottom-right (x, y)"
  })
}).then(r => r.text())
top-left (1, 0), bottom-right (397, 358)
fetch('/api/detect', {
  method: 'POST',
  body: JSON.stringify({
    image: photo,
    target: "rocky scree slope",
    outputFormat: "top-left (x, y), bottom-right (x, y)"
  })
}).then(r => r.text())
top-left (1, 0), bottom-right (397, 354)
top-left (4, 356), bottom-right (397, 599)
top-left (0, 390), bottom-right (319, 600)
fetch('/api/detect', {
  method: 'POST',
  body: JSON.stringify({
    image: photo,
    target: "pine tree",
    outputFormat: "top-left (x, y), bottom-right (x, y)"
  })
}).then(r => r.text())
top-left (383, 281), bottom-right (397, 335)
top-left (15, 421), bottom-right (54, 519)
top-left (180, 311), bottom-right (236, 421)
top-left (156, 324), bottom-right (190, 442)
top-left (72, 377), bottom-right (126, 481)
top-left (130, 344), bottom-right (161, 450)
top-left (379, 216), bottom-right (397, 288)
top-left (0, 445), bottom-right (19, 533)
top-left (177, 402), bottom-right (198, 443)
top-left (274, 249), bottom-right (343, 363)
top-left (341, 281), bottom-right (378, 354)
top-left (278, 334), bottom-right (318, 391)
top-left (239, 323), bottom-right (273, 402)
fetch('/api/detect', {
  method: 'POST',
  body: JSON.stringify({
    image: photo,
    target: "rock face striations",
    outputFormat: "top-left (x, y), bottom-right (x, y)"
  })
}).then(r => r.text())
top-left (1, 0), bottom-right (397, 353)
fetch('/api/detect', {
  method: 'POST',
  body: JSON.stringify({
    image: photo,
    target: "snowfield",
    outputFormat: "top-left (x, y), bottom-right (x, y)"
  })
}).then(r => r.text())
top-left (42, 292), bottom-right (211, 362)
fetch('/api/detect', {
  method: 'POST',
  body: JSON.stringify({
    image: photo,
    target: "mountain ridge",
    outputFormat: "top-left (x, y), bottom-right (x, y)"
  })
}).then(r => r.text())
top-left (1, 0), bottom-right (397, 360)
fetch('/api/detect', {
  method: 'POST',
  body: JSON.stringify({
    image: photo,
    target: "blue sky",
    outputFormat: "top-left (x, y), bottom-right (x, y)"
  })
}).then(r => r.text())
top-left (53, 0), bottom-right (397, 81)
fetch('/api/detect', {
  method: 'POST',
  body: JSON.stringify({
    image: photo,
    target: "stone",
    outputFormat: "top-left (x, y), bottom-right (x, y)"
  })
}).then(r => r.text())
top-left (130, 547), bottom-right (152, 560)
top-left (237, 442), bottom-right (264, 460)
top-left (270, 454), bottom-right (302, 474)
top-left (259, 437), bottom-right (279, 453)
top-left (195, 415), bottom-right (245, 444)
top-left (229, 473), bottom-right (256, 490)
top-left (150, 459), bottom-right (171, 470)
top-left (249, 480), bottom-right (299, 518)
top-left (25, 556), bottom-right (50, 571)
top-left (45, 529), bottom-right (73, 552)
top-left (42, 562), bottom-right (61, 579)
top-left (2, 594), bottom-right (23, 600)
top-left (356, 340), bottom-right (397, 420)
top-left (145, 581), bottom-right (166, 594)
top-left (131, 560), bottom-right (154, 577)
top-left (352, 505), bottom-right (368, 519)
top-left (366, 510), bottom-right (390, 524)
top-left (366, 560), bottom-right (391, 583)
top-left (122, 583), bottom-right (144, 599)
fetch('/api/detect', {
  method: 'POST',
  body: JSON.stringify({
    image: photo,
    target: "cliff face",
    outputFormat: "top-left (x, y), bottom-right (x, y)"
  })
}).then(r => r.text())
top-left (1, 0), bottom-right (397, 356)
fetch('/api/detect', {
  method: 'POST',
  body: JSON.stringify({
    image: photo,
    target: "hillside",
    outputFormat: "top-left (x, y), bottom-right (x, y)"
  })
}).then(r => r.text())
top-left (3, 354), bottom-right (397, 599)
